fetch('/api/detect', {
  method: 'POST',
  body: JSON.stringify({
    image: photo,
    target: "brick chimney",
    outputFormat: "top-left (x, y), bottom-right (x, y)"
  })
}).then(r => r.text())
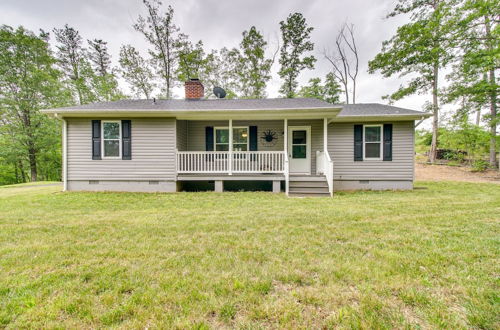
top-left (185, 78), bottom-right (204, 99)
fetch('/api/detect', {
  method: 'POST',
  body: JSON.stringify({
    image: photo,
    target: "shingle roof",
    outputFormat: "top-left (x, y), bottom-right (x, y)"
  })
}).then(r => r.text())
top-left (337, 103), bottom-right (428, 117)
top-left (42, 98), bottom-right (430, 118)
top-left (45, 98), bottom-right (338, 111)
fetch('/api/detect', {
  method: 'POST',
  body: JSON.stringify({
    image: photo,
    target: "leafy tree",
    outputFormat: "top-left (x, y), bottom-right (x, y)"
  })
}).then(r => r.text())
top-left (134, 0), bottom-right (183, 98)
top-left (236, 26), bottom-right (274, 98)
top-left (176, 38), bottom-right (207, 82)
top-left (87, 39), bottom-right (124, 101)
top-left (298, 73), bottom-right (341, 103)
top-left (278, 13), bottom-right (316, 98)
top-left (53, 24), bottom-right (96, 104)
top-left (0, 25), bottom-right (69, 182)
top-left (203, 48), bottom-right (240, 99)
top-left (446, 0), bottom-right (499, 167)
top-left (368, 0), bottom-right (454, 163)
top-left (119, 44), bottom-right (156, 99)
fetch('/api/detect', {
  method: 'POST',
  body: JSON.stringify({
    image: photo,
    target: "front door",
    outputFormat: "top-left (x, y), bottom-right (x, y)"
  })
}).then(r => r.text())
top-left (288, 126), bottom-right (311, 174)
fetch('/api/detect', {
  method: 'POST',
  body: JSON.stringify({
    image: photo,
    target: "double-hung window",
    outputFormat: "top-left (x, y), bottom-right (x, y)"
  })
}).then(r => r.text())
top-left (214, 127), bottom-right (248, 151)
top-left (364, 125), bottom-right (382, 160)
top-left (102, 121), bottom-right (121, 158)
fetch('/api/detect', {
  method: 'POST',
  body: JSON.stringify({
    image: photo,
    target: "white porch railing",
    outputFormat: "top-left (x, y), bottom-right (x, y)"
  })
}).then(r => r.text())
top-left (316, 150), bottom-right (334, 196)
top-left (176, 151), bottom-right (286, 174)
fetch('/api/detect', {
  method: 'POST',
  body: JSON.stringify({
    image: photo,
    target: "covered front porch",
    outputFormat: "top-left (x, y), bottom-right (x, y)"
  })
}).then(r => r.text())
top-left (175, 118), bottom-right (334, 195)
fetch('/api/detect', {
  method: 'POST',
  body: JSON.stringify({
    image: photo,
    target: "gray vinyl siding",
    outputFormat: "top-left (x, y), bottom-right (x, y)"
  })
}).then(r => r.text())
top-left (67, 118), bottom-right (176, 181)
top-left (181, 119), bottom-right (323, 173)
top-left (328, 121), bottom-right (414, 181)
top-left (184, 120), bottom-right (285, 151)
top-left (176, 120), bottom-right (188, 151)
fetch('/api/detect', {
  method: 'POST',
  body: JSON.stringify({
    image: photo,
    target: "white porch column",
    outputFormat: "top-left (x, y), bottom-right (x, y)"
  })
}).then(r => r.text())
top-left (228, 119), bottom-right (233, 175)
top-left (284, 119), bottom-right (288, 156)
top-left (323, 117), bottom-right (328, 153)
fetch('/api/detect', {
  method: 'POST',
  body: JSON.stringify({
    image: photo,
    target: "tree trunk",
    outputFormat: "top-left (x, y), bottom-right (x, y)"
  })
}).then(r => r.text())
top-left (485, 17), bottom-right (497, 168)
top-left (476, 108), bottom-right (481, 126)
top-left (488, 67), bottom-right (497, 168)
top-left (344, 83), bottom-right (349, 104)
top-left (428, 64), bottom-right (439, 163)
top-left (352, 80), bottom-right (356, 104)
top-left (28, 144), bottom-right (37, 182)
top-left (18, 159), bottom-right (26, 183)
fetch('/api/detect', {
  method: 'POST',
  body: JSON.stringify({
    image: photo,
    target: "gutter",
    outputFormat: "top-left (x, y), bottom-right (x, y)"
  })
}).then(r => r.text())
top-left (54, 113), bottom-right (67, 191)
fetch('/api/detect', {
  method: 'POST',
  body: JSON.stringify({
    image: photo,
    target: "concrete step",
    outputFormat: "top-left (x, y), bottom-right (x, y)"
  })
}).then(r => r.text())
top-left (289, 187), bottom-right (330, 194)
top-left (289, 175), bottom-right (326, 182)
top-left (288, 192), bottom-right (331, 197)
top-left (289, 181), bottom-right (329, 188)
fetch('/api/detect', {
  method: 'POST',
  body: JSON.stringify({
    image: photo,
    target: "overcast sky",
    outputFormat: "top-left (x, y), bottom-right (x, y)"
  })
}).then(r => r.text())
top-left (1, 0), bottom-right (436, 121)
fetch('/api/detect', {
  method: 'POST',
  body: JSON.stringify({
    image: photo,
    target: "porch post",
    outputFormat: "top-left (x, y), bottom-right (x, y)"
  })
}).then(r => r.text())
top-left (323, 118), bottom-right (328, 153)
top-left (284, 119), bottom-right (288, 156)
top-left (228, 119), bottom-right (233, 175)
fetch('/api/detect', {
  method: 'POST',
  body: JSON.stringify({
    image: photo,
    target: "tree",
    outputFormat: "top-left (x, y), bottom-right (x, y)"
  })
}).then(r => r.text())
top-left (324, 22), bottom-right (359, 104)
top-left (298, 73), bottom-right (341, 104)
top-left (203, 47), bottom-right (240, 99)
top-left (446, 0), bottom-right (499, 167)
top-left (134, 0), bottom-right (183, 98)
top-left (53, 24), bottom-right (95, 104)
top-left (0, 25), bottom-right (69, 182)
top-left (176, 38), bottom-right (207, 82)
top-left (278, 13), bottom-right (316, 98)
top-left (368, 0), bottom-right (454, 163)
top-left (87, 39), bottom-right (124, 101)
top-left (236, 26), bottom-right (275, 98)
top-left (119, 45), bottom-right (156, 99)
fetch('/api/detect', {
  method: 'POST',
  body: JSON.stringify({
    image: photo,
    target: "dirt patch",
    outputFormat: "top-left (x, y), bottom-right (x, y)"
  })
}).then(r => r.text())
top-left (416, 163), bottom-right (500, 184)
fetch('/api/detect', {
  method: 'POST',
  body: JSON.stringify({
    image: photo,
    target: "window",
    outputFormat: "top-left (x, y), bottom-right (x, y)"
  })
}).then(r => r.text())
top-left (364, 125), bottom-right (382, 159)
top-left (214, 127), bottom-right (248, 151)
top-left (292, 130), bottom-right (307, 159)
top-left (102, 121), bottom-right (121, 158)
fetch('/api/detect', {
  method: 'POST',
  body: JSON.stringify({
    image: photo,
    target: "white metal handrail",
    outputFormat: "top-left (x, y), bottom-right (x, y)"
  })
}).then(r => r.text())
top-left (324, 150), bottom-right (334, 196)
top-left (177, 151), bottom-right (286, 174)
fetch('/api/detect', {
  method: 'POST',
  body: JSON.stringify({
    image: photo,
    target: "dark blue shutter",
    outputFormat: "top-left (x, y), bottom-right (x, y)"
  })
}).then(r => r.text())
top-left (205, 127), bottom-right (214, 151)
top-left (122, 120), bottom-right (131, 160)
top-left (249, 126), bottom-right (258, 151)
top-left (383, 124), bottom-right (392, 161)
top-left (92, 120), bottom-right (101, 160)
top-left (354, 124), bottom-right (363, 161)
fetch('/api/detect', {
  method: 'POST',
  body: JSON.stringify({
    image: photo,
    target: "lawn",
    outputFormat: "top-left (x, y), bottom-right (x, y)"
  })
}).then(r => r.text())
top-left (0, 182), bottom-right (498, 329)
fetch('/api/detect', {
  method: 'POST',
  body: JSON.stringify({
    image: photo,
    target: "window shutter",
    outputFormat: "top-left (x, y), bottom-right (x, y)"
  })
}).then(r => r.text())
top-left (205, 126), bottom-right (214, 151)
top-left (383, 124), bottom-right (393, 161)
top-left (92, 120), bottom-right (101, 160)
top-left (122, 120), bottom-right (132, 160)
top-left (249, 126), bottom-right (258, 151)
top-left (354, 124), bottom-right (363, 161)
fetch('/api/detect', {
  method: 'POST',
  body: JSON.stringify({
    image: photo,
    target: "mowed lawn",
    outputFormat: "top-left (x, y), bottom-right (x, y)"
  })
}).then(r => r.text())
top-left (0, 182), bottom-right (498, 329)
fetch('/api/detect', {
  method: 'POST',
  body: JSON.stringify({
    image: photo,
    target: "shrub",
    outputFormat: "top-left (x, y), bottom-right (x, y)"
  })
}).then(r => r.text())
top-left (471, 160), bottom-right (489, 172)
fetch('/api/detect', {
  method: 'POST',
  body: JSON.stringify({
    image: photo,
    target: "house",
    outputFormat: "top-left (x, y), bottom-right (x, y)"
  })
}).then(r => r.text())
top-left (42, 79), bottom-right (431, 196)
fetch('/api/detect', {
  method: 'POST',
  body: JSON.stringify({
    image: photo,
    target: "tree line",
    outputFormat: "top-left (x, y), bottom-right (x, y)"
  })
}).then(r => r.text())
top-left (0, 0), bottom-right (498, 185)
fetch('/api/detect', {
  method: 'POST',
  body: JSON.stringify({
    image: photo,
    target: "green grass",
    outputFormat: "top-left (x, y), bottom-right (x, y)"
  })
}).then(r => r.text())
top-left (0, 182), bottom-right (499, 329)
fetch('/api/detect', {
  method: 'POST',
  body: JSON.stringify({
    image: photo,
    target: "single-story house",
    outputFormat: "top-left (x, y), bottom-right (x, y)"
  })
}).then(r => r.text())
top-left (42, 79), bottom-right (431, 196)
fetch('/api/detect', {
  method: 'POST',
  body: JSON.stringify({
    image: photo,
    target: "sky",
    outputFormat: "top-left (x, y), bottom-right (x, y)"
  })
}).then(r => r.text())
top-left (0, 0), bottom-right (437, 124)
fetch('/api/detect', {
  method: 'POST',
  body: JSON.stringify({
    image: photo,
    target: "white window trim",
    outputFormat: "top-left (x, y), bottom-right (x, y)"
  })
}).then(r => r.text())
top-left (363, 124), bottom-right (383, 160)
top-left (102, 120), bottom-right (122, 159)
top-left (214, 126), bottom-right (249, 151)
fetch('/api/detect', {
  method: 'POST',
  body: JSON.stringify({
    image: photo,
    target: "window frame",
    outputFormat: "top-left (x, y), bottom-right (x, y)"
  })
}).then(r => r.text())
top-left (101, 120), bottom-right (122, 159)
top-left (214, 126), bottom-right (249, 152)
top-left (363, 124), bottom-right (383, 160)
